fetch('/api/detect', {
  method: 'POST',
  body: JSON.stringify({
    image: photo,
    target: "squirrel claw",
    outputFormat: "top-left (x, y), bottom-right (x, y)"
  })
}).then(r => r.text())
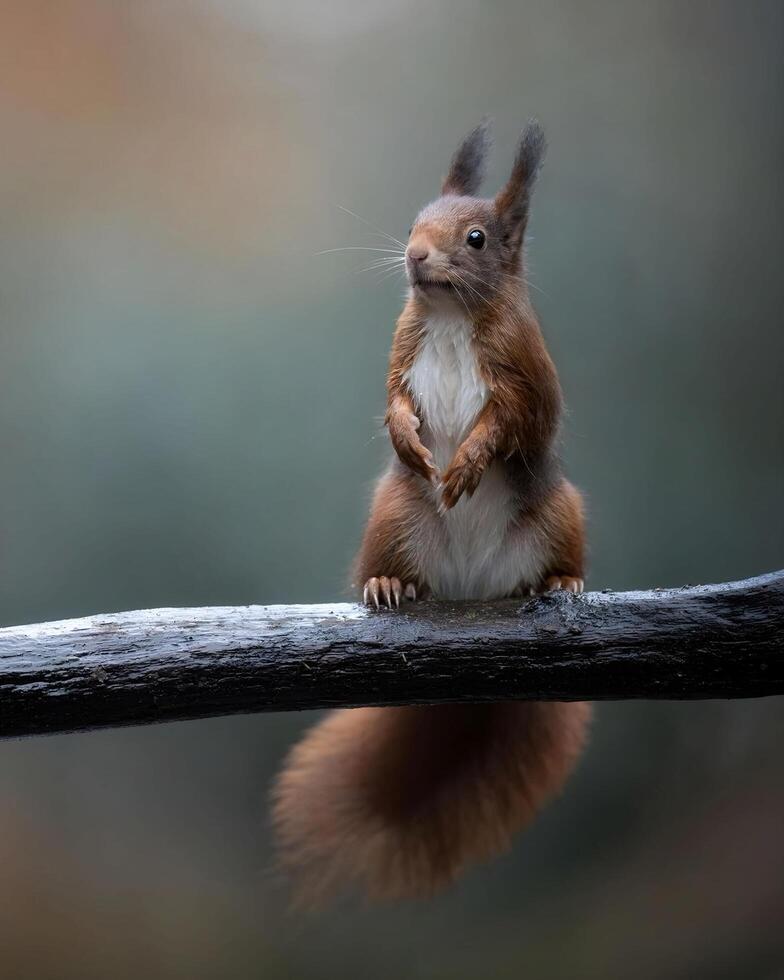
top-left (363, 578), bottom-right (380, 609)
top-left (390, 578), bottom-right (403, 608)
top-left (363, 577), bottom-right (417, 610)
top-left (543, 576), bottom-right (584, 595)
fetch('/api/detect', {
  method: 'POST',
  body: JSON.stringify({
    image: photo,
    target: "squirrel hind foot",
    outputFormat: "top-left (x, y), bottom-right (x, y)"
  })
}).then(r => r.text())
top-left (542, 575), bottom-right (584, 594)
top-left (362, 577), bottom-right (418, 609)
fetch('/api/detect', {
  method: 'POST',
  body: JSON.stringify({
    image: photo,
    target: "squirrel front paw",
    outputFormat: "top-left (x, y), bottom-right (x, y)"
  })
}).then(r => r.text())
top-left (363, 577), bottom-right (418, 610)
top-left (387, 408), bottom-right (439, 485)
top-left (440, 453), bottom-right (483, 510)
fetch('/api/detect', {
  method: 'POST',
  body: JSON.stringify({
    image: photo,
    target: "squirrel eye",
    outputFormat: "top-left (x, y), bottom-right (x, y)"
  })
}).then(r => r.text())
top-left (466, 229), bottom-right (486, 249)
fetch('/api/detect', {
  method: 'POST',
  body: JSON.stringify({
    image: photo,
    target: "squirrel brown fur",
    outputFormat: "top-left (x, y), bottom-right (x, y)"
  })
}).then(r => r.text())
top-left (272, 119), bottom-right (590, 902)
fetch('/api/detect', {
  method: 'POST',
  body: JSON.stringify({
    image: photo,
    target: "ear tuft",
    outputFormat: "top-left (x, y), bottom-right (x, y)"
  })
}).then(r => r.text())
top-left (495, 118), bottom-right (547, 224)
top-left (441, 118), bottom-right (493, 197)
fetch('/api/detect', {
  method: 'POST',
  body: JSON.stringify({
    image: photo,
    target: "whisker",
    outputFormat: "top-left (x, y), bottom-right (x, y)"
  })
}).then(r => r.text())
top-left (502, 264), bottom-right (548, 299)
top-left (375, 265), bottom-right (407, 284)
top-left (449, 267), bottom-right (500, 313)
top-left (337, 205), bottom-right (407, 250)
top-left (445, 270), bottom-right (474, 320)
top-left (360, 256), bottom-right (407, 270)
top-left (363, 254), bottom-right (407, 264)
top-left (524, 277), bottom-right (549, 298)
top-left (448, 268), bottom-right (482, 301)
top-left (357, 263), bottom-right (406, 278)
top-left (372, 265), bottom-right (408, 286)
top-left (316, 246), bottom-right (404, 256)
top-left (453, 267), bottom-right (506, 315)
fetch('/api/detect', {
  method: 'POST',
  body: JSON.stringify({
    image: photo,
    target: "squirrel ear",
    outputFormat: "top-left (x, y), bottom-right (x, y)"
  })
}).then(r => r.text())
top-left (441, 119), bottom-right (493, 197)
top-left (495, 119), bottom-right (546, 234)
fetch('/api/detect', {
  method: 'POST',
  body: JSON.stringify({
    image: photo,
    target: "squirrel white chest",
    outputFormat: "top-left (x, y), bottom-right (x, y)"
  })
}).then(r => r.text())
top-left (402, 312), bottom-right (544, 600)
top-left (404, 312), bottom-right (487, 469)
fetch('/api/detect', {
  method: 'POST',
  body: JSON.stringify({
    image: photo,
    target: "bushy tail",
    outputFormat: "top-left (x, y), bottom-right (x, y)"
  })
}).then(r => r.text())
top-left (271, 701), bottom-right (591, 903)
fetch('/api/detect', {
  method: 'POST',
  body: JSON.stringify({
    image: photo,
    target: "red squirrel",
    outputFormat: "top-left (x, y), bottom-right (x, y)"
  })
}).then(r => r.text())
top-left (273, 120), bottom-right (590, 902)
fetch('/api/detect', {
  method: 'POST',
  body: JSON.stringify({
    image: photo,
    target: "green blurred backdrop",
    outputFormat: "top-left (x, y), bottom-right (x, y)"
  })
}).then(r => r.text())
top-left (0, 1), bottom-right (782, 977)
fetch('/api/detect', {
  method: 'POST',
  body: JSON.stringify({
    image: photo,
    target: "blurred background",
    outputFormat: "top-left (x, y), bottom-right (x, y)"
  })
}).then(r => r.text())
top-left (1, 0), bottom-right (783, 977)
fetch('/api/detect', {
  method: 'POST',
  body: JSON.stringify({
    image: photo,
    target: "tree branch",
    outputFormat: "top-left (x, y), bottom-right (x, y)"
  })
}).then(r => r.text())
top-left (0, 570), bottom-right (781, 739)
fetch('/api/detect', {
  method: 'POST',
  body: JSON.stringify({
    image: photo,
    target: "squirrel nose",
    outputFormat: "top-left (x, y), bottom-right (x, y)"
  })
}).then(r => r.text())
top-left (407, 245), bottom-right (429, 263)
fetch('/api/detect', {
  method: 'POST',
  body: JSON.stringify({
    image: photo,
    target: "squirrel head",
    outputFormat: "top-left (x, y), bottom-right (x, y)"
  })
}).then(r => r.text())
top-left (406, 119), bottom-right (546, 309)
